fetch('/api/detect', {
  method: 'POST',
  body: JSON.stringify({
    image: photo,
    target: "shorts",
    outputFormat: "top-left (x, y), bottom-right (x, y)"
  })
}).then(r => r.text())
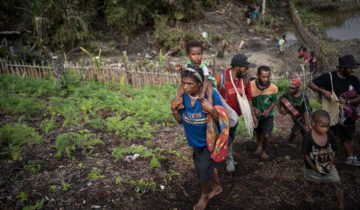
top-left (193, 146), bottom-right (217, 182)
top-left (304, 165), bottom-right (340, 183)
top-left (291, 119), bottom-right (305, 135)
top-left (330, 118), bottom-right (355, 141)
top-left (255, 116), bottom-right (274, 135)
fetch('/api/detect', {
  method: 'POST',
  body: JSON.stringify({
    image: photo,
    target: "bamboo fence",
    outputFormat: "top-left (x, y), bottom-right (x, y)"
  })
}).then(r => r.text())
top-left (0, 60), bottom-right (313, 88)
top-left (0, 60), bottom-right (181, 88)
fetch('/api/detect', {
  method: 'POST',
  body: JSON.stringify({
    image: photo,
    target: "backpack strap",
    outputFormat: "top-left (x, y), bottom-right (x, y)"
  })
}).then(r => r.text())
top-left (208, 77), bottom-right (217, 89)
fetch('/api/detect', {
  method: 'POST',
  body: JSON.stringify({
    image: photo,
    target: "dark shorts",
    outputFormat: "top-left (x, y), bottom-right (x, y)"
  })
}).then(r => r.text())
top-left (255, 116), bottom-right (274, 135)
top-left (193, 147), bottom-right (217, 182)
top-left (330, 118), bottom-right (356, 141)
top-left (291, 119), bottom-right (305, 135)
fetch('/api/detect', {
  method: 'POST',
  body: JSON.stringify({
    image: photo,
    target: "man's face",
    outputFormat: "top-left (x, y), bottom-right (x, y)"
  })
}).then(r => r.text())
top-left (181, 77), bottom-right (201, 96)
top-left (187, 47), bottom-right (203, 65)
top-left (233, 66), bottom-right (249, 78)
top-left (257, 70), bottom-right (270, 86)
top-left (341, 67), bottom-right (356, 78)
top-left (289, 87), bottom-right (298, 95)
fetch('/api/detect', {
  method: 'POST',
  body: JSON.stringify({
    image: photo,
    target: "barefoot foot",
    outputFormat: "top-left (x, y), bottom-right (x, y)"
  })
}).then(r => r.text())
top-left (208, 186), bottom-right (223, 199)
top-left (254, 146), bottom-right (262, 156)
top-left (260, 152), bottom-right (269, 160)
top-left (193, 195), bottom-right (209, 210)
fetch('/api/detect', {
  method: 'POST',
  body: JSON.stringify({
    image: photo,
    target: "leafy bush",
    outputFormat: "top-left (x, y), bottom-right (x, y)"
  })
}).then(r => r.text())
top-left (310, 98), bottom-right (322, 111)
top-left (55, 129), bottom-right (104, 159)
top-left (0, 122), bottom-right (41, 161)
top-left (273, 79), bottom-right (289, 97)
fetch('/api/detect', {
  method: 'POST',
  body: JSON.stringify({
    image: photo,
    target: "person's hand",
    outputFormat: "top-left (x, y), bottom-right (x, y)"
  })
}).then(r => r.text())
top-left (200, 99), bottom-right (213, 113)
top-left (254, 108), bottom-right (263, 117)
top-left (253, 118), bottom-right (258, 128)
top-left (338, 98), bottom-right (346, 105)
top-left (278, 105), bottom-right (288, 115)
top-left (322, 90), bottom-right (333, 101)
top-left (175, 64), bottom-right (183, 74)
top-left (263, 109), bottom-right (271, 118)
top-left (171, 97), bottom-right (183, 110)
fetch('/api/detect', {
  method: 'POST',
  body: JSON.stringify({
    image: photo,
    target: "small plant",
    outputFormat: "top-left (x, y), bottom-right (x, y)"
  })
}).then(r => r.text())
top-left (22, 199), bottom-right (44, 210)
top-left (166, 169), bottom-right (180, 182)
top-left (23, 160), bottom-right (42, 174)
top-left (49, 185), bottom-right (58, 191)
top-left (115, 176), bottom-right (124, 185)
top-left (55, 129), bottom-right (104, 159)
top-left (16, 192), bottom-right (28, 202)
top-left (61, 181), bottom-right (71, 191)
top-left (168, 149), bottom-right (189, 161)
top-left (88, 168), bottom-right (105, 180)
top-left (78, 163), bottom-right (83, 168)
top-left (40, 117), bottom-right (57, 134)
top-left (175, 135), bottom-right (186, 143)
top-left (129, 179), bottom-right (156, 194)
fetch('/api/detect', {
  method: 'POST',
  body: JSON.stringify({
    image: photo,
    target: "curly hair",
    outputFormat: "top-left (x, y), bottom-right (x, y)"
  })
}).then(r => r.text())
top-left (185, 40), bottom-right (203, 54)
top-left (257, 65), bottom-right (271, 75)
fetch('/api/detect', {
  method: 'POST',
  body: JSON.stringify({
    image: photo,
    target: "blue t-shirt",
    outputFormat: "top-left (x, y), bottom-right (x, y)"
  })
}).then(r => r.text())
top-left (180, 89), bottom-right (223, 148)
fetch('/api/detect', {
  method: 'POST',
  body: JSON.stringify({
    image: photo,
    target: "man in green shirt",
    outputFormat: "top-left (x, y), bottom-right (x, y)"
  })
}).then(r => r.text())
top-left (251, 66), bottom-right (278, 159)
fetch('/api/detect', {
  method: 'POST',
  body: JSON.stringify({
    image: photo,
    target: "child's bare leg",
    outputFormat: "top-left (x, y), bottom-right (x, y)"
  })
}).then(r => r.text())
top-left (208, 168), bottom-right (222, 199)
top-left (194, 182), bottom-right (210, 210)
top-left (176, 85), bottom-right (185, 109)
top-left (304, 180), bottom-right (314, 203)
top-left (255, 132), bottom-right (263, 155)
top-left (205, 80), bottom-right (213, 104)
top-left (333, 181), bottom-right (343, 209)
top-left (261, 134), bottom-right (271, 159)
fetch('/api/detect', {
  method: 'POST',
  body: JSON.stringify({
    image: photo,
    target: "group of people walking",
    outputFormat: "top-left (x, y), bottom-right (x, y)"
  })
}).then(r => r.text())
top-left (171, 40), bottom-right (359, 209)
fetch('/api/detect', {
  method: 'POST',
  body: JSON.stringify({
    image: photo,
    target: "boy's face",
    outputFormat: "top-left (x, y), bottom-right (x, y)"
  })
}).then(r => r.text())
top-left (257, 70), bottom-right (270, 86)
top-left (188, 47), bottom-right (203, 65)
top-left (312, 118), bottom-right (330, 135)
top-left (289, 87), bottom-right (298, 95)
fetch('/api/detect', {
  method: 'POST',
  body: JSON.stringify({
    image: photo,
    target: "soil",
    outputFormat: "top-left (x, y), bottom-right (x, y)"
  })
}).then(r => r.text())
top-left (1, 1), bottom-right (360, 209)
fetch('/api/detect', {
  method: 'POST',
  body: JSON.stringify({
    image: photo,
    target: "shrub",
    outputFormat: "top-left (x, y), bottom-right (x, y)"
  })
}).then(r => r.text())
top-left (55, 129), bottom-right (104, 159)
top-left (0, 122), bottom-right (41, 161)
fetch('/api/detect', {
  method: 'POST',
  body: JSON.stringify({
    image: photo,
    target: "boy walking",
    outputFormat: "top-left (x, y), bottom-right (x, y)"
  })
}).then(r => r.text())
top-left (302, 110), bottom-right (343, 209)
top-left (278, 78), bottom-right (311, 144)
top-left (251, 66), bottom-right (278, 159)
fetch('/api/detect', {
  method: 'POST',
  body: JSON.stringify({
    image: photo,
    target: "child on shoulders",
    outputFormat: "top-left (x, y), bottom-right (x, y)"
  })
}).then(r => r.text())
top-left (175, 40), bottom-right (213, 109)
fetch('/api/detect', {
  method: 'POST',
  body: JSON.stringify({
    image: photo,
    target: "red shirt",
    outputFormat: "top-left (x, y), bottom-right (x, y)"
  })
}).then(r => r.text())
top-left (215, 68), bottom-right (252, 116)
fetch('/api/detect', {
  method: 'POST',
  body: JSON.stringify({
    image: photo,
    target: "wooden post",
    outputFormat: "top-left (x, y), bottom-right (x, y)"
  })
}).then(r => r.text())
top-left (51, 55), bottom-right (65, 81)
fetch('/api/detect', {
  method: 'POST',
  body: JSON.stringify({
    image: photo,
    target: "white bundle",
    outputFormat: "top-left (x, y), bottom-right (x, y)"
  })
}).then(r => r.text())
top-left (229, 70), bottom-right (254, 137)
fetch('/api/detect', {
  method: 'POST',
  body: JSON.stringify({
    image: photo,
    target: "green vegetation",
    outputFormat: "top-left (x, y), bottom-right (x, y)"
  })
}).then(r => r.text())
top-left (1, 0), bottom-right (219, 60)
top-left (49, 185), bottom-right (58, 191)
top-left (166, 169), bottom-right (180, 182)
top-left (23, 160), bottom-right (42, 174)
top-left (16, 192), bottom-right (28, 202)
top-left (55, 129), bottom-right (104, 159)
top-left (61, 181), bottom-right (71, 191)
top-left (130, 179), bottom-right (156, 194)
top-left (22, 199), bottom-right (44, 210)
top-left (88, 168), bottom-right (105, 180)
top-left (0, 121), bottom-right (41, 161)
